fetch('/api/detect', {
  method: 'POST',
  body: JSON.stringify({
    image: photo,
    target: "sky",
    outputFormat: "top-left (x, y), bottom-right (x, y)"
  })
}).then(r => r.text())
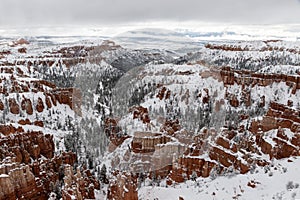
top-left (1, 0), bottom-right (300, 27)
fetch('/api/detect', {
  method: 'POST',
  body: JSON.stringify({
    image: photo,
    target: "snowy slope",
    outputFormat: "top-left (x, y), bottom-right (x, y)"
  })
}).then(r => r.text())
top-left (139, 157), bottom-right (300, 200)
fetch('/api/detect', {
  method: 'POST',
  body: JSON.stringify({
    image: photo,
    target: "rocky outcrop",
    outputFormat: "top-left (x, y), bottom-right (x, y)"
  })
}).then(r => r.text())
top-left (36, 97), bottom-right (45, 112)
top-left (0, 50), bottom-right (11, 59)
top-left (105, 118), bottom-right (130, 152)
top-left (2, 85), bottom-right (81, 118)
top-left (247, 102), bottom-right (300, 159)
top-left (218, 67), bottom-right (300, 91)
top-left (21, 97), bottom-right (33, 115)
top-left (169, 157), bottom-right (216, 183)
top-left (0, 131), bottom-right (54, 161)
top-left (250, 101), bottom-right (300, 134)
top-left (18, 118), bottom-right (31, 125)
top-left (205, 41), bottom-right (300, 55)
top-left (0, 125), bottom-right (100, 200)
top-left (0, 163), bottom-right (45, 200)
top-left (0, 65), bottom-right (81, 118)
top-left (205, 43), bottom-right (249, 51)
top-left (229, 94), bottom-right (239, 107)
top-left (131, 132), bottom-right (171, 153)
top-left (247, 180), bottom-right (260, 188)
top-left (45, 94), bottom-right (52, 109)
top-left (105, 118), bottom-right (121, 137)
top-left (2, 36), bottom-right (300, 198)
top-left (209, 146), bottom-right (249, 174)
top-left (0, 152), bottom-right (77, 200)
top-left (0, 100), bottom-right (4, 110)
top-left (34, 120), bottom-right (44, 127)
top-left (105, 64), bottom-right (300, 187)
top-left (107, 172), bottom-right (138, 200)
top-left (0, 174), bottom-right (16, 200)
top-left (157, 86), bottom-right (171, 100)
top-left (18, 48), bottom-right (27, 53)
top-left (53, 88), bottom-right (82, 115)
top-left (62, 165), bottom-right (100, 200)
top-left (160, 119), bottom-right (181, 135)
top-left (0, 124), bottom-right (24, 136)
top-left (17, 119), bottom-right (44, 127)
top-left (8, 98), bottom-right (19, 114)
top-left (152, 143), bottom-right (187, 177)
top-left (129, 106), bottom-right (150, 124)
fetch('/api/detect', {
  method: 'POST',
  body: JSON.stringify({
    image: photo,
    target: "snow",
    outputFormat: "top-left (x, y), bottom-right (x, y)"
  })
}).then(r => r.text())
top-left (257, 65), bottom-right (300, 76)
top-left (139, 158), bottom-right (300, 200)
top-left (94, 189), bottom-right (107, 200)
top-left (0, 174), bottom-right (9, 178)
top-left (123, 185), bottom-right (129, 192)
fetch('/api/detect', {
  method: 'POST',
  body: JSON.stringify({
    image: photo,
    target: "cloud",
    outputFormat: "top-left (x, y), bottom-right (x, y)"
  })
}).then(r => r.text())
top-left (0, 0), bottom-right (300, 27)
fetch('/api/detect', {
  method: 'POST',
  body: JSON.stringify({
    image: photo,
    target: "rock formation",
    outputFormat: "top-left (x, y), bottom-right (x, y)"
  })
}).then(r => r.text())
top-left (107, 171), bottom-right (138, 200)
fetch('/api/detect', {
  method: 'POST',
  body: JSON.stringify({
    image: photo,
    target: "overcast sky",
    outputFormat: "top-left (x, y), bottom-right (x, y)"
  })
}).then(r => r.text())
top-left (1, 0), bottom-right (300, 27)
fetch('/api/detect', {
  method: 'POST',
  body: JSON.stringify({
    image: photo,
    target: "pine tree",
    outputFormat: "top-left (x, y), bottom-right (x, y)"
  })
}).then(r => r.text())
top-left (191, 171), bottom-right (197, 181)
top-left (99, 164), bottom-right (108, 184)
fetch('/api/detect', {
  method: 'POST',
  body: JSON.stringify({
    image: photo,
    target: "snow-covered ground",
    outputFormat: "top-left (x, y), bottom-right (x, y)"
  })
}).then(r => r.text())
top-left (139, 157), bottom-right (300, 200)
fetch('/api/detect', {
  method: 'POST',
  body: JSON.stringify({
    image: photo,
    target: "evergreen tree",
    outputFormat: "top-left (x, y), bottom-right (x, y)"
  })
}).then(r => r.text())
top-left (191, 171), bottom-right (197, 182)
top-left (99, 164), bottom-right (108, 184)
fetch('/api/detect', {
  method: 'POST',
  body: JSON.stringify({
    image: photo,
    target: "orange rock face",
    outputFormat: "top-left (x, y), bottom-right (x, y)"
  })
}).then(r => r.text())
top-left (0, 99), bottom-right (4, 110)
top-left (53, 88), bottom-right (82, 115)
top-left (18, 118), bottom-right (31, 125)
top-left (45, 94), bottom-right (52, 108)
top-left (0, 131), bottom-right (54, 160)
top-left (107, 172), bottom-right (138, 200)
top-left (36, 97), bottom-right (45, 112)
top-left (229, 94), bottom-right (239, 107)
top-left (34, 120), bottom-right (44, 127)
top-left (0, 129), bottom-right (56, 199)
top-left (105, 118), bottom-right (130, 151)
top-left (169, 157), bottom-right (216, 183)
top-left (9, 98), bottom-right (19, 114)
top-left (18, 47), bottom-right (27, 53)
top-left (129, 106), bottom-right (151, 124)
top-left (157, 86), bottom-right (167, 100)
top-left (218, 66), bottom-right (300, 90)
top-left (205, 43), bottom-right (249, 51)
top-left (160, 119), bottom-right (181, 135)
top-left (131, 132), bottom-right (171, 153)
top-left (0, 164), bottom-right (45, 200)
top-left (0, 124), bottom-right (24, 136)
top-left (0, 124), bottom-right (100, 200)
top-left (62, 165), bottom-right (100, 200)
top-left (0, 152), bottom-right (78, 200)
top-left (248, 101), bottom-right (300, 159)
top-left (212, 147), bottom-right (249, 173)
top-left (21, 97), bottom-right (33, 115)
